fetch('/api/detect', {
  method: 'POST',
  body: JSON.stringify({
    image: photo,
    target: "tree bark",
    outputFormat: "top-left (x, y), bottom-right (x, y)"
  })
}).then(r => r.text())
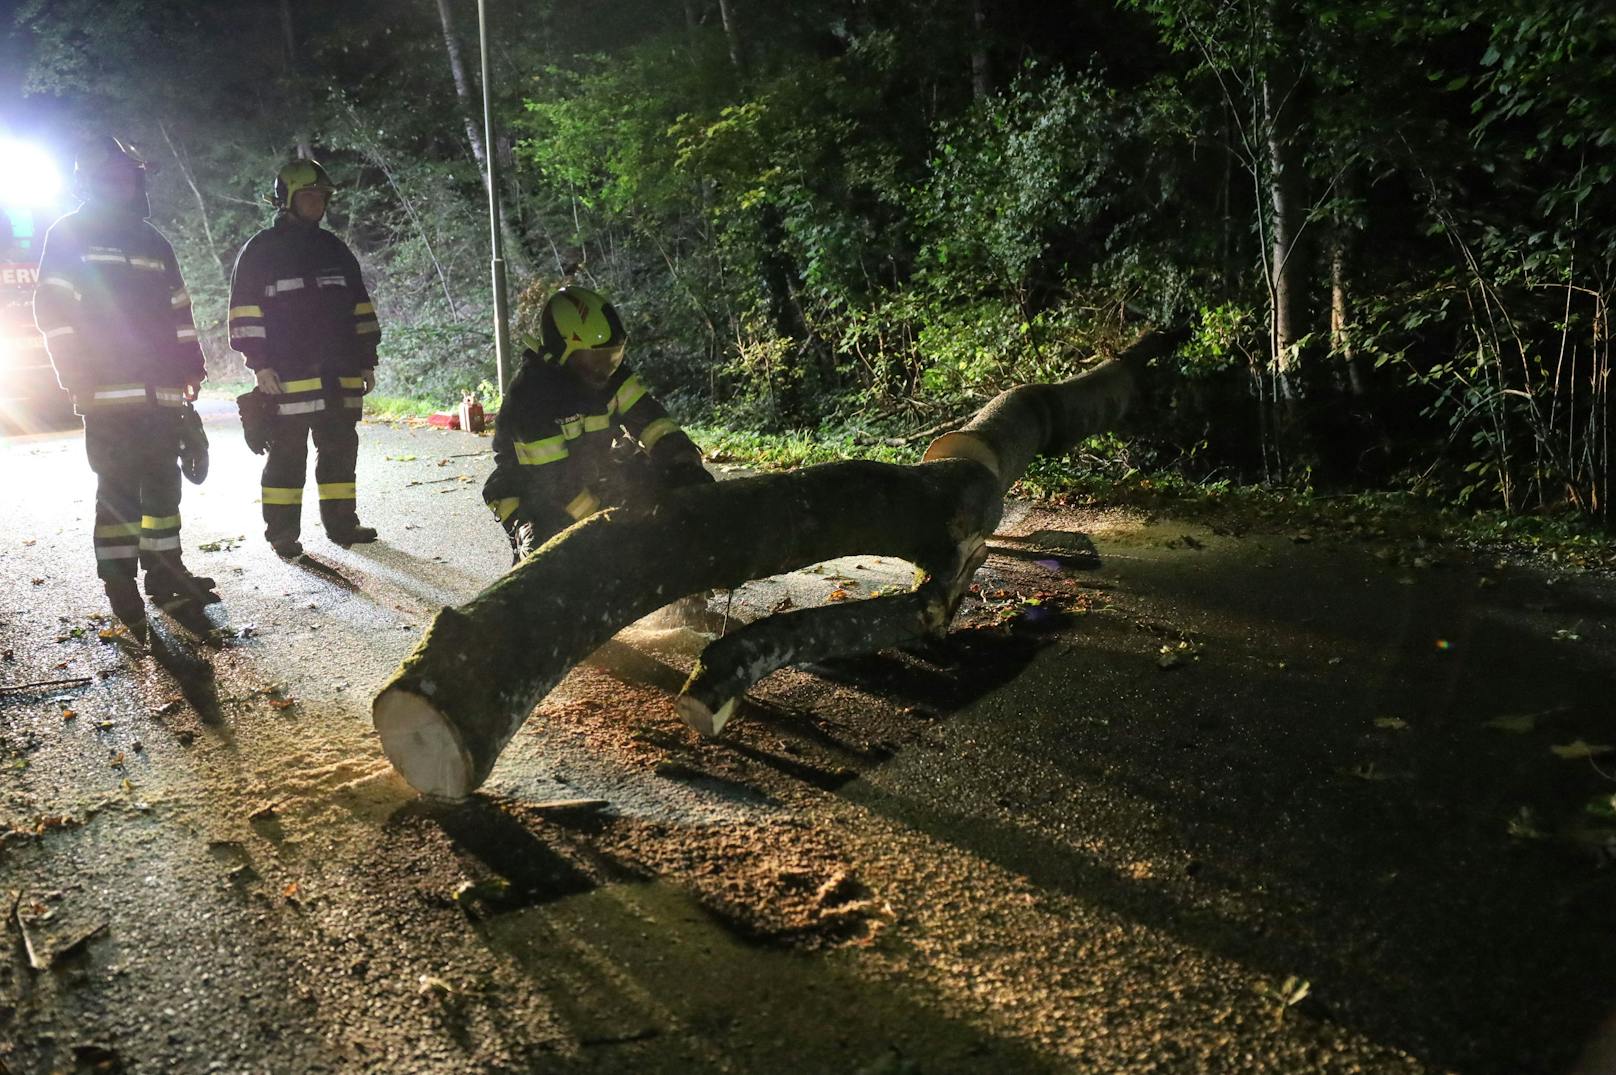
top-left (1329, 223), bottom-right (1367, 397)
top-left (374, 330), bottom-right (1183, 798)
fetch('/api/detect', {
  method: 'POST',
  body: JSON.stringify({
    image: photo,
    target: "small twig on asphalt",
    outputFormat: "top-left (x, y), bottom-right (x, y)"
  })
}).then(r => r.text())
top-left (407, 476), bottom-right (464, 487)
top-left (0, 676), bottom-right (94, 694)
top-left (448, 451), bottom-right (489, 458)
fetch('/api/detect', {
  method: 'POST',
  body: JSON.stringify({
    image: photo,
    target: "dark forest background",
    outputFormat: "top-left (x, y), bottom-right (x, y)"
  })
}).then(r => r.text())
top-left (4, 0), bottom-right (1612, 513)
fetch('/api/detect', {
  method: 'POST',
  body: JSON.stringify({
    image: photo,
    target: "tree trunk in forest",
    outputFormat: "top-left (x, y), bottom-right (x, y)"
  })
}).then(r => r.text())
top-left (432, 0), bottom-right (533, 281)
top-left (717, 0), bottom-right (748, 80)
top-left (970, 0), bottom-right (991, 101)
top-left (157, 121), bottom-right (226, 286)
top-left (279, 0), bottom-right (313, 159)
top-left (1330, 225), bottom-right (1367, 397)
top-left (1262, 73), bottom-right (1302, 403)
top-left (372, 329), bottom-right (1184, 799)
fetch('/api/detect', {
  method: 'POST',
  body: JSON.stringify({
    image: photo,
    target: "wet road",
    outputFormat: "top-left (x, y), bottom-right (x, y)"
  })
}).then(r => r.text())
top-left (2, 404), bottom-right (1614, 1073)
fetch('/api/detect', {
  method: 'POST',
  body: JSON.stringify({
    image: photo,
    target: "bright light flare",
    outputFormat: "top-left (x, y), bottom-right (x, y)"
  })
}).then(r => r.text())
top-left (0, 141), bottom-right (63, 206)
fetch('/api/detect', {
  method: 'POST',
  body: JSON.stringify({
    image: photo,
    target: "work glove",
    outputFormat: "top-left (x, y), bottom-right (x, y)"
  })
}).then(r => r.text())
top-left (254, 368), bottom-right (284, 395)
top-left (658, 455), bottom-right (715, 491)
top-left (183, 382), bottom-right (201, 402)
top-left (360, 368), bottom-right (376, 394)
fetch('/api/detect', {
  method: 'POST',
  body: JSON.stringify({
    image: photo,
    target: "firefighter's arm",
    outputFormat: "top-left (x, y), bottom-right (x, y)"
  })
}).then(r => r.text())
top-left (343, 243), bottom-right (380, 380)
top-left (158, 234), bottom-right (206, 393)
top-left (609, 367), bottom-right (712, 487)
top-left (31, 224), bottom-right (91, 395)
top-left (227, 237), bottom-right (272, 371)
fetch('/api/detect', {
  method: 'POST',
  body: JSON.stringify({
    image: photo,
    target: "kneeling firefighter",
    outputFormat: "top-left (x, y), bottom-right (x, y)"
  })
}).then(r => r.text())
top-left (227, 159), bottom-right (380, 558)
top-left (483, 286), bottom-right (713, 562)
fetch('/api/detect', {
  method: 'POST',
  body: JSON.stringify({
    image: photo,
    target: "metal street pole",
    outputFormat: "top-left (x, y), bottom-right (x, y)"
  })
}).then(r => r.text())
top-left (477, 0), bottom-right (512, 394)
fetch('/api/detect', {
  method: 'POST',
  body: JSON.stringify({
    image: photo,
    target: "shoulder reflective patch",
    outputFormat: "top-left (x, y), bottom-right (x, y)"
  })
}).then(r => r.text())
top-left (610, 374), bottom-right (647, 415)
top-left (229, 305), bottom-right (264, 319)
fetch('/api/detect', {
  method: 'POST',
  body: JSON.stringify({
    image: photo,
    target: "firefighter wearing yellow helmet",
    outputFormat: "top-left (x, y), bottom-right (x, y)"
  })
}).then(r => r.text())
top-left (32, 136), bottom-right (216, 635)
top-left (483, 286), bottom-right (713, 561)
top-left (227, 158), bottom-right (381, 558)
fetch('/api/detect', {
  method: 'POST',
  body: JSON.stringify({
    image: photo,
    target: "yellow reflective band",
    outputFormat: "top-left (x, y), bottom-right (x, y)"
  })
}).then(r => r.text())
top-left (611, 374), bottom-right (647, 415)
top-left (337, 377), bottom-right (364, 389)
top-left (229, 305), bottom-right (264, 319)
top-left (318, 482), bottom-right (357, 501)
top-left (281, 377), bottom-right (323, 393)
top-left (141, 514), bottom-right (181, 531)
top-left (94, 522), bottom-right (142, 538)
top-left (355, 321), bottom-right (380, 335)
top-left (261, 487), bottom-right (304, 505)
top-left (639, 417), bottom-right (680, 451)
top-left (353, 302), bottom-right (375, 315)
top-left (582, 413), bottom-right (612, 433)
top-left (488, 497), bottom-right (520, 522)
top-left (560, 417), bottom-right (583, 439)
top-left (513, 436), bottom-right (568, 466)
top-left (564, 489), bottom-right (601, 521)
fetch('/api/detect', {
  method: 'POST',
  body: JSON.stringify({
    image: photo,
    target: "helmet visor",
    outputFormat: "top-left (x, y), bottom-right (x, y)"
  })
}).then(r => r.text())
top-left (566, 343), bottom-right (625, 385)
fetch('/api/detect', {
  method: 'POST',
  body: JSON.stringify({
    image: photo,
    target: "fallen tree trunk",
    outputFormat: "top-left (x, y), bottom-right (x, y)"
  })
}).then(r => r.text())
top-left (374, 329), bottom-right (1184, 798)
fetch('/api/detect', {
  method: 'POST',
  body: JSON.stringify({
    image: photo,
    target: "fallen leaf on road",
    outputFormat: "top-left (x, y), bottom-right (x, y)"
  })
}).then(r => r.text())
top-left (385, 454), bottom-right (417, 462)
top-left (268, 698), bottom-right (296, 711)
top-left (1550, 740), bottom-right (1612, 760)
top-left (1345, 762), bottom-right (1389, 781)
top-left (108, 752), bottom-right (124, 768)
top-left (1506, 806), bottom-right (1545, 839)
top-left (1586, 794), bottom-right (1616, 821)
top-left (827, 588), bottom-right (850, 602)
top-left (1374, 717), bottom-right (1409, 731)
top-left (282, 881), bottom-right (300, 899)
top-left (1484, 714), bottom-right (1538, 734)
top-left (60, 709), bottom-right (76, 721)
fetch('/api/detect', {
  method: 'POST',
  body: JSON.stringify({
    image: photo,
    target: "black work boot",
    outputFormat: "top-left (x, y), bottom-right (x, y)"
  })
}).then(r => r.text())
top-left (273, 539), bottom-right (305, 559)
top-left (326, 524), bottom-right (378, 547)
top-left (105, 578), bottom-right (148, 641)
top-left (144, 564), bottom-right (221, 606)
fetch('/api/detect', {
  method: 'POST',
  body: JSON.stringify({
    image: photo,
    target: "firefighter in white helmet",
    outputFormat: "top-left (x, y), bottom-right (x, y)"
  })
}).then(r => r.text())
top-left (32, 136), bottom-right (215, 636)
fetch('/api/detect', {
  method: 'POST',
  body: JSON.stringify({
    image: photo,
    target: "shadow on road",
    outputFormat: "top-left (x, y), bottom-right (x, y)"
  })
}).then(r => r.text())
top-left (392, 795), bottom-right (598, 910)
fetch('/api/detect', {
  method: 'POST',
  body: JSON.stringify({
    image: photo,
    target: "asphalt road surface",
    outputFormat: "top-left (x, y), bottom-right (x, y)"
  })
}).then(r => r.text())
top-left (2, 403), bottom-right (1614, 1074)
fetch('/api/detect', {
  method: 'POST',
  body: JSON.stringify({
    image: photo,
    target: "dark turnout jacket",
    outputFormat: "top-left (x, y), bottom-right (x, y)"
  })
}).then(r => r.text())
top-left (483, 351), bottom-right (705, 538)
top-left (227, 213), bottom-right (379, 380)
top-left (32, 203), bottom-right (205, 409)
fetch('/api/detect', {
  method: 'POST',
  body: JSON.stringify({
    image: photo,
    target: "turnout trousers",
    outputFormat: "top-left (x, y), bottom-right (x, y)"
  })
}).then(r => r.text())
top-left (260, 411), bottom-right (361, 545)
top-left (83, 407), bottom-right (186, 583)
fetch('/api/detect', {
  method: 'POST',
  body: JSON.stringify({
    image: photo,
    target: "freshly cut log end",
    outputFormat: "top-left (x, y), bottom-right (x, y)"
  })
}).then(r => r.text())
top-left (677, 693), bottom-right (737, 738)
top-left (923, 430), bottom-right (1001, 480)
top-left (373, 688), bottom-right (476, 800)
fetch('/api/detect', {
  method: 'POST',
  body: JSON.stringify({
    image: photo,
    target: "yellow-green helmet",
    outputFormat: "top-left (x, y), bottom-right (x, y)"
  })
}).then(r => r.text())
top-left (273, 158), bottom-right (336, 208)
top-left (525, 286), bottom-right (627, 383)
